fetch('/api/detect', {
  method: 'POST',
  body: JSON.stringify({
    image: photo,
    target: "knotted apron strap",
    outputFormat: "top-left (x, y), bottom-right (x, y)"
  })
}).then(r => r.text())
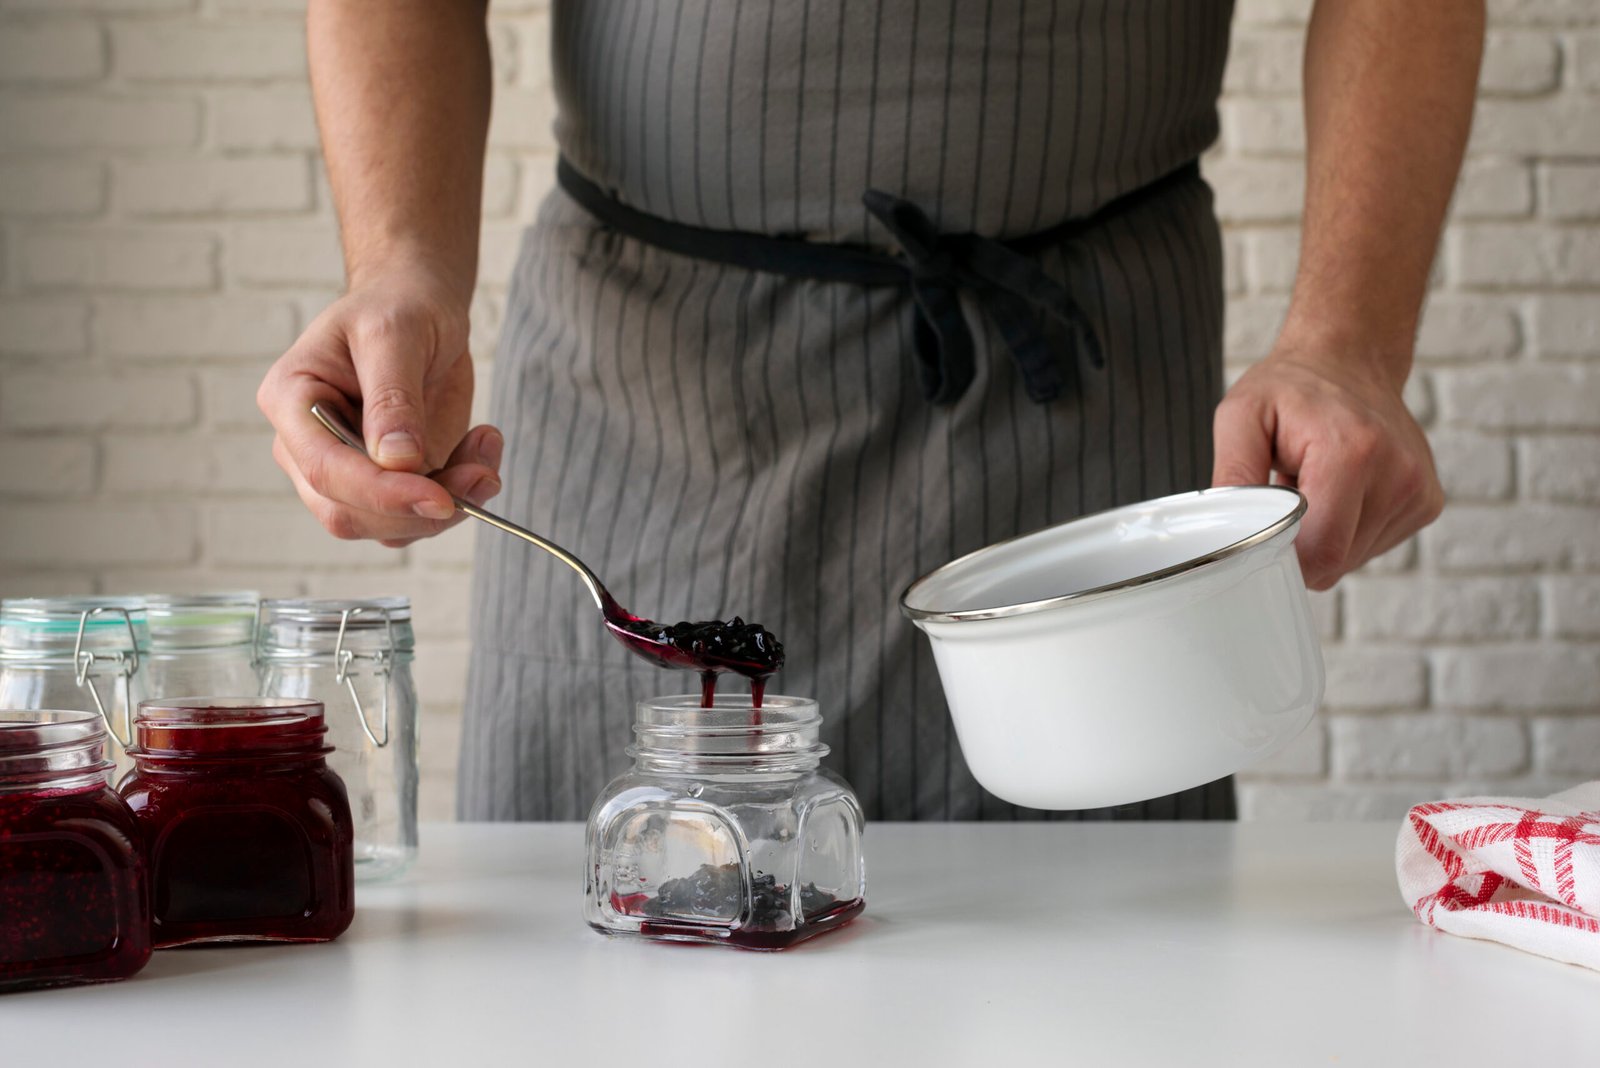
top-left (862, 190), bottom-right (1104, 405)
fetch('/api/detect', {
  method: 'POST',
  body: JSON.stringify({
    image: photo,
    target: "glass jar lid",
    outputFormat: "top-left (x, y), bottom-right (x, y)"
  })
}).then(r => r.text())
top-left (255, 597), bottom-right (414, 660)
top-left (132, 697), bottom-right (329, 759)
top-left (141, 591), bottom-right (258, 651)
top-left (0, 709), bottom-right (113, 791)
top-left (0, 596), bottom-right (149, 665)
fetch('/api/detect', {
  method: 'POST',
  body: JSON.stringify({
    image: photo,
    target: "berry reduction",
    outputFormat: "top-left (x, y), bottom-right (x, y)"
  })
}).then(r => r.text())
top-left (611, 862), bottom-right (864, 950)
top-left (602, 594), bottom-right (784, 708)
top-left (118, 700), bottom-right (355, 947)
top-left (0, 785), bottom-right (151, 991)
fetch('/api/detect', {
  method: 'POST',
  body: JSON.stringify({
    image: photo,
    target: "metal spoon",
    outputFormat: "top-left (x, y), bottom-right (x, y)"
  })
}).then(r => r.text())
top-left (311, 402), bottom-right (612, 612)
top-left (307, 404), bottom-right (782, 683)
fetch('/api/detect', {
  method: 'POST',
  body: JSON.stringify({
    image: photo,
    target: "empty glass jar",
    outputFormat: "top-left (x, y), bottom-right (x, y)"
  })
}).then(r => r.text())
top-left (140, 592), bottom-right (259, 701)
top-left (255, 598), bottom-right (418, 881)
top-left (585, 694), bottom-right (866, 950)
top-left (0, 710), bottom-right (151, 991)
top-left (0, 597), bottom-right (149, 754)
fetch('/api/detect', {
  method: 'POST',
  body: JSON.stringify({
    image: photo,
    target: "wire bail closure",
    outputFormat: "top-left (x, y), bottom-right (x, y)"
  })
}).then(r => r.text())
top-left (72, 606), bottom-right (140, 749)
top-left (333, 606), bottom-right (394, 749)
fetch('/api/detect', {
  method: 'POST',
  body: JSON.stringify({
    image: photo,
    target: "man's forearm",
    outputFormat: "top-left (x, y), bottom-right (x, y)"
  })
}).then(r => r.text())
top-left (1282, 0), bottom-right (1484, 390)
top-left (308, 0), bottom-right (492, 303)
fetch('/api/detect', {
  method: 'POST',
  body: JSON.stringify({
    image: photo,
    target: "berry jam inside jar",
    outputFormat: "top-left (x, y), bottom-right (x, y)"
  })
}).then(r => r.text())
top-left (0, 710), bottom-right (151, 992)
top-left (585, 695), bottom-right (866, 950)
top-left (118, 698), bottom-right (355, 948)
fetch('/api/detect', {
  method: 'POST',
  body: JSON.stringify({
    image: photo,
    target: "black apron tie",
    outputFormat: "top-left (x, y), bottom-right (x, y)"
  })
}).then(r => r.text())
top-left (555, 156), bottom-right (1197, 407)
top-left (862, 189), bottom-right (1104, 405)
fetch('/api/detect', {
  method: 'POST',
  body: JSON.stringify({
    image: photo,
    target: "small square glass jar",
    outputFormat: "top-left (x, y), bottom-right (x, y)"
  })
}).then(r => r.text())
top-left (585, 695), bottom-right (866, 950)
top-left (0, 710), bottom-right (151, 992)
top-left (118, 697), bottom-right (355, 948)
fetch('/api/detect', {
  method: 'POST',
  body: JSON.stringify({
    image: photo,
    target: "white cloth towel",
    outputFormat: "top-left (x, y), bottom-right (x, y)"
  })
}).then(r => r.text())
top-left (1396, 782), bottom-right (1600, 971)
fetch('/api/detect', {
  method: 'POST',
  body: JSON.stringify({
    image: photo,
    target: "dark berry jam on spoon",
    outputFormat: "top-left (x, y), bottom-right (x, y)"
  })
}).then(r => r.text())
top-left (311, 403), bottom-right (785, 708)
top-left (601, 600), bottom-right (784, 708)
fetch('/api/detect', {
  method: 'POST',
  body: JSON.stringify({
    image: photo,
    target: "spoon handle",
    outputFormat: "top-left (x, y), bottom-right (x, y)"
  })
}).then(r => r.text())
top-left (308, 403), bottom-right (610, 612)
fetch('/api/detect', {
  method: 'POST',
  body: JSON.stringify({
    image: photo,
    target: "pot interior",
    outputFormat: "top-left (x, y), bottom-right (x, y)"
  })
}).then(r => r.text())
top-left (902, 486), bottom-right (1303, 619)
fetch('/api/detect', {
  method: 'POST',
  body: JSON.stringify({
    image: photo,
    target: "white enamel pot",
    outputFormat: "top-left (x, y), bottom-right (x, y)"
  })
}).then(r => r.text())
top-left (900, 486), bottom-right (1323, 810)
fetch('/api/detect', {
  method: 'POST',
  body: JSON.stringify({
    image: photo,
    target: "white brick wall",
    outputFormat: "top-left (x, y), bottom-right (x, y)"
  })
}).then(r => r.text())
top-left (1223, 0), bottom-right (1600, 819)
top-left (0, 0), bottom-right (1595, 822)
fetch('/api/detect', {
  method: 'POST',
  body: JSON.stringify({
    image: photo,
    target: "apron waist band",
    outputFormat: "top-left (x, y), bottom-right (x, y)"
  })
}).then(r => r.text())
top-left (556, 157), bottom-right (1199, 405)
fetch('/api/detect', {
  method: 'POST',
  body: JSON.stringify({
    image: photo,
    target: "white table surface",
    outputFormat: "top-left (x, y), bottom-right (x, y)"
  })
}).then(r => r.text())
top-left (6, 822), bottom-right (1596, 1067)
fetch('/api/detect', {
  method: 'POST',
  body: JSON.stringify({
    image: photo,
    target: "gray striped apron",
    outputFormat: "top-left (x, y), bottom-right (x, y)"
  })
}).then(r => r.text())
top-left (461, 0), bottom-right (1237, 821)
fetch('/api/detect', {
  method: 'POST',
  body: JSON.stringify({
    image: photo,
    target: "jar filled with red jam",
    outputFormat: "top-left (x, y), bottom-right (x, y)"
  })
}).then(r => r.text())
top-left (585, 695), bottom-right (866, 950)
top-left (118, 697), bottom-right (355, 948)
top-left (0, 709), bottom-right (151, 992)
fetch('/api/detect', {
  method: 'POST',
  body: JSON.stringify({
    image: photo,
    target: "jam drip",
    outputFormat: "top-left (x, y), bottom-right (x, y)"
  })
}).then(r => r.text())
top-left (611, 862), bottom-right (862, 951)
top-left (602, 598), bottom-right (784, 709)
top-left (0, 785), bottom-right (151, 991)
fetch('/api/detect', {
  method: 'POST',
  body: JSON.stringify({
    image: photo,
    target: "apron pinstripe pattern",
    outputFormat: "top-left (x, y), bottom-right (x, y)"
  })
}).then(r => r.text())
top-left (460, 0), bottom-right (1237, 821)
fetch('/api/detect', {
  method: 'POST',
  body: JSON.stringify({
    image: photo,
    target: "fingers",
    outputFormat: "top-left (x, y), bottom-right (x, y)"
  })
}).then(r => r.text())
top-left (1292, 442), bottom-right (1370, 592)
top-left (262, 366), bottom-right (457, 521)
top-left (1347, 460), bottom-right (1445, 572)
top-left (439, 424), bottom-right (504, 503)
top-left (348, 310), bottom-right (436, 472)
top-left (1211, 392), bottom-right (1274, 488)
top-left (1212, 356), bottom-right (1448, 591)
top-left (270, 423), bottom-right (504, 548)
top-left (274, 435), bottom-right (461, 543)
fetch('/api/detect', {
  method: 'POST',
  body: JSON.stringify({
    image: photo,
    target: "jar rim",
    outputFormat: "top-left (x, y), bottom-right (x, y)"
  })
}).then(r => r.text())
top-left (638, 693), bottom-right (816, 716)
top-left (141, 591), bottom-right (258, 610)
top-left (0, 597), bottom-right (149, 657)
top-left (259, 596), bottom-right (411, 624)
top-left (0, 709), bottom-right (104, 753)
top-left (0, 709), bottom-right (113, 791)
top-left (135, 591), bottom-right (259, 650)
top-left (634, 694), bottom-right (818, 733)
top-left (629, 694), bottom-right (827, 766)
top-left (255, 597), bottom-right (415, 658)
top-left (132, 697), bottom-right (330, 759)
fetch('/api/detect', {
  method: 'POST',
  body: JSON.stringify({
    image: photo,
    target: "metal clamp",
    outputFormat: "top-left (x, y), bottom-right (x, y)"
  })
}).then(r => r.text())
top-left (72, 606), bottom-right (140, 749)
top-left (249, 599), bottom-right (268, 673)
top-left (333, 606), bottom-right (395, 749)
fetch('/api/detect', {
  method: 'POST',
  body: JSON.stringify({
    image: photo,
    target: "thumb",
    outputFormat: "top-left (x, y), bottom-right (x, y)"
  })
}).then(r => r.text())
top-left (1211, 392), bottom-right (1274, 488)
top-left (351, 325), bottom-right (430, 473)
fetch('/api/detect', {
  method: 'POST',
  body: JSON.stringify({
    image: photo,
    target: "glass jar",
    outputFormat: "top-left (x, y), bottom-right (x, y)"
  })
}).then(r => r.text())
top-left (0, 597), bottom-right (149, 754)
top-left (585, 694), bottom-right (867, 950)
top-left (140, 592), bottom-right (260, 700)
top-left (118, 697), bottom-right (355, 948)
top-left (255, 598), bottom-right (418, 881)
top-left (0, 709), bottom-right (151, 991)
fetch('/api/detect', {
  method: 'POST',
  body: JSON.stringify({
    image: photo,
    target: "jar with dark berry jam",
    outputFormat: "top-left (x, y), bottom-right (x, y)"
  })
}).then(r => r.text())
top-left (0, 710), bottom-right (151, 992)
top-left (585, 695), bottom-right (866, 950)
top-left (118, 697), bottom-right (355, 948)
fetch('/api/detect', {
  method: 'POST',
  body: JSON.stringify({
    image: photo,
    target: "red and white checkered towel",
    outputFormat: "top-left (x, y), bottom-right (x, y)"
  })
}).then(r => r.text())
top-left (1396, 782), bottom-right (1600, 971)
